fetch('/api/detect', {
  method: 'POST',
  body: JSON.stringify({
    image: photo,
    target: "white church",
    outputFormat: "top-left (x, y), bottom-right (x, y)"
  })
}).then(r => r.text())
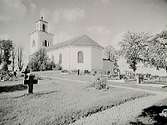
top-left (30, 17), bottom-right (104, 71)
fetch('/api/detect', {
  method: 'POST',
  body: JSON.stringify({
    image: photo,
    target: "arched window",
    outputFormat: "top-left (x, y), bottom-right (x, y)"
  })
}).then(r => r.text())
top-left (44, 40), bottom-right (47, 47)
top-left (59, 53), bottom-right (62, 64)
top-left (42, 24), bottom-right (45, 32)
top-left (32, 40), bottom-right (35, 47)
top-left (77, 51), bottom-right (84, 63)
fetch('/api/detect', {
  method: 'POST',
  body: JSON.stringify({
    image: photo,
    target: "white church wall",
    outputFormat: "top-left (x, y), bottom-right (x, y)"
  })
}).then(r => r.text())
top-left (35, 21), bottom-right (48, 32)
top-left (30, 31), bottom-right (53, 55)
top-left (47, 46), bottom-right (102, 71)
top-left (70, 46), bottom-right (92, 71)
top-left (30, 32), bottom-right (39, 55)
top-left (47, 46), bottom-right (71, 70)
top-left (38, 31), bottom-right (53, 47)
top-left (91, 46), bottom-right (103, 71)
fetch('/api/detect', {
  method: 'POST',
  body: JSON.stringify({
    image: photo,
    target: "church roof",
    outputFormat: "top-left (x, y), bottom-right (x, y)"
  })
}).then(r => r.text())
top-left (47, 35), bottom-right (103, 51)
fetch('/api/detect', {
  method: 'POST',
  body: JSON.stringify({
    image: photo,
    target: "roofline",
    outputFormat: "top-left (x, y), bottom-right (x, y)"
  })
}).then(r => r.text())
top-left (46, 35), bottom-right (104, 51)
top-left (47, 44), bottom-right (104, 52)
top-left (35, 19), bottom-right (48, 23)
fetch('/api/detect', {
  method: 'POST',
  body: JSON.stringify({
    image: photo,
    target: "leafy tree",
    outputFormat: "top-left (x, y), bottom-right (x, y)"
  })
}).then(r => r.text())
top-left (0, 40), bottom-right (14, 71)
top-left (120, 30), bottom-right (167, 73)
top-left (28, 48), bottom-right (55, 71)
top-left (104, 45), bottom-right (118, 61)
top-left (17, 47), bottom-right (23, 71)
top-left (119, 32), bottom-right (150, 72)
top-left (11, 48), bottom-right (16, 71)
top-left (145, 30), bottom-right (167, 72)
top-left (104, 45), bottom-right (119, 74)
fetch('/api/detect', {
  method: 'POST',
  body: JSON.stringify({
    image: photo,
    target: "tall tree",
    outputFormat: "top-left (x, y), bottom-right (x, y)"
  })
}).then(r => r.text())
top-left (104, 45), bottom-right (118, 61)
top-left (28, 48), bottom-right (53, 71)
top-left (119, 32), bottom-right (150, 73)
top-left (0, 40), bottom-right (13, 71)
top-left (0, 40), bottom-right (3, 64)
top-left (145, 30), bottom-right (167, 72)
top-left (17, 47), bottom-right (23, 71)
top-left (11, 48), bottom-right (16, 71)
top-left (104, 45), bottom-right (119, 74)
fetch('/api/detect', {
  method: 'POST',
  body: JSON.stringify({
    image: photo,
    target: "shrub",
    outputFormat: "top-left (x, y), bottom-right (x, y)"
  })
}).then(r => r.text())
top-left (46, 61), bottom-right (56, 70)
top-left (28, 48), bottom-right (56, 71)
top-left (61, 70), bottom-right (68, 73)
top-left (54, 64), bottom-right (62, 70)
top-left (0, 70), bottom-right (14, 81)
top-left (92, 76), bottom-right (109, 90)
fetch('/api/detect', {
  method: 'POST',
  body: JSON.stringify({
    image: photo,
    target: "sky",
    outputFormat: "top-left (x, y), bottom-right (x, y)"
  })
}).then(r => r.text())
top-left (0, 0), bottom-right (167, 50)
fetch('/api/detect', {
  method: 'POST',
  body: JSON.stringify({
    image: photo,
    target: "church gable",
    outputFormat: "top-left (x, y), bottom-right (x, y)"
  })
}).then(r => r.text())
top-left (47, 35), bottom-right (103, 51)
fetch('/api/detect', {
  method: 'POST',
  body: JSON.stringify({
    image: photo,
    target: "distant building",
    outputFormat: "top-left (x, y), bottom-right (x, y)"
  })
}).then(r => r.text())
top-left (30, 17), bottom-right (103, 71)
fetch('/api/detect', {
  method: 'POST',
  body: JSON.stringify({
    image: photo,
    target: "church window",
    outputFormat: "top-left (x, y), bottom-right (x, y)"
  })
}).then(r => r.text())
top-left (42, 24), bottom-right (45, 32)
top-left (77, 51), bottom-right (84, 63)
top-left (44, 40), bottom-right (47, 47)
top-left (59, 53), bottom-right (62, 64)
top-left (32, 40), bottom-right (35, 47)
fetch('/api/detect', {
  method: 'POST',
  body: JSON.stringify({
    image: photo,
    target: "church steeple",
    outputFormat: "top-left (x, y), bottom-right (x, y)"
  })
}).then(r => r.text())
top-left (30, 16), bottom-right (54, 55)
top-left (35, 16), bottom-right (48, 32)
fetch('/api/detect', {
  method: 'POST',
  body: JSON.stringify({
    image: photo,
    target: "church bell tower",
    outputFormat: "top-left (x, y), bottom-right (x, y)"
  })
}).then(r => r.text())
top-left (30, 16), bottom-right (54, 55)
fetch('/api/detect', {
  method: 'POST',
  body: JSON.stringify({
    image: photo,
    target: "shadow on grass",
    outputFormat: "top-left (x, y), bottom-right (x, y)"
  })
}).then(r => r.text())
top-left (12, 90), bottom-right (58, 99)
top-left (0, 84), bottom-right (27, 93)
top-left (130, 105), bottom-right (167, 125)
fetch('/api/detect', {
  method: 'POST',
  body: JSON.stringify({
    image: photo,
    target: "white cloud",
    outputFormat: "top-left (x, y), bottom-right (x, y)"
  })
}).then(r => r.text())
top-left (100, 0), bottom-right (111, 4)
top-left (88, 26), bottom-right (112, 36)
top-left (111, 32), bottom-right (125, 49)
top-left (52, 11), bottom-right (61, 23)
top-left (29, 2), bottom-right (37, 13)
top-left (40, 8), bottom-right (51, 20)
top-left (0, 16), bottom-right (11, 22)
top-left (40, 8), bottom-right (85, 24)
top-left (92, 0), bottom-right (111, 5)
top-left (0, 0), bottom-right (27, 22)
top-left (62, 8), bottom-right (85, 22)
top-left (0, 34), bottom-right (10, 40)
top-left (87, 26), bottom-right (113, 46)
top-left (87, 26), bottom-right (125, 48)
top-left (53, 32), bottom-right (72, 44)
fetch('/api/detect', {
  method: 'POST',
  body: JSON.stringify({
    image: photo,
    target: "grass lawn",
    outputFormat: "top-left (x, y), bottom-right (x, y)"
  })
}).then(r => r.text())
top-left (34, 70), bottom-right (95, 82)
top-left (0, 73), bottom-right (150, 125)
